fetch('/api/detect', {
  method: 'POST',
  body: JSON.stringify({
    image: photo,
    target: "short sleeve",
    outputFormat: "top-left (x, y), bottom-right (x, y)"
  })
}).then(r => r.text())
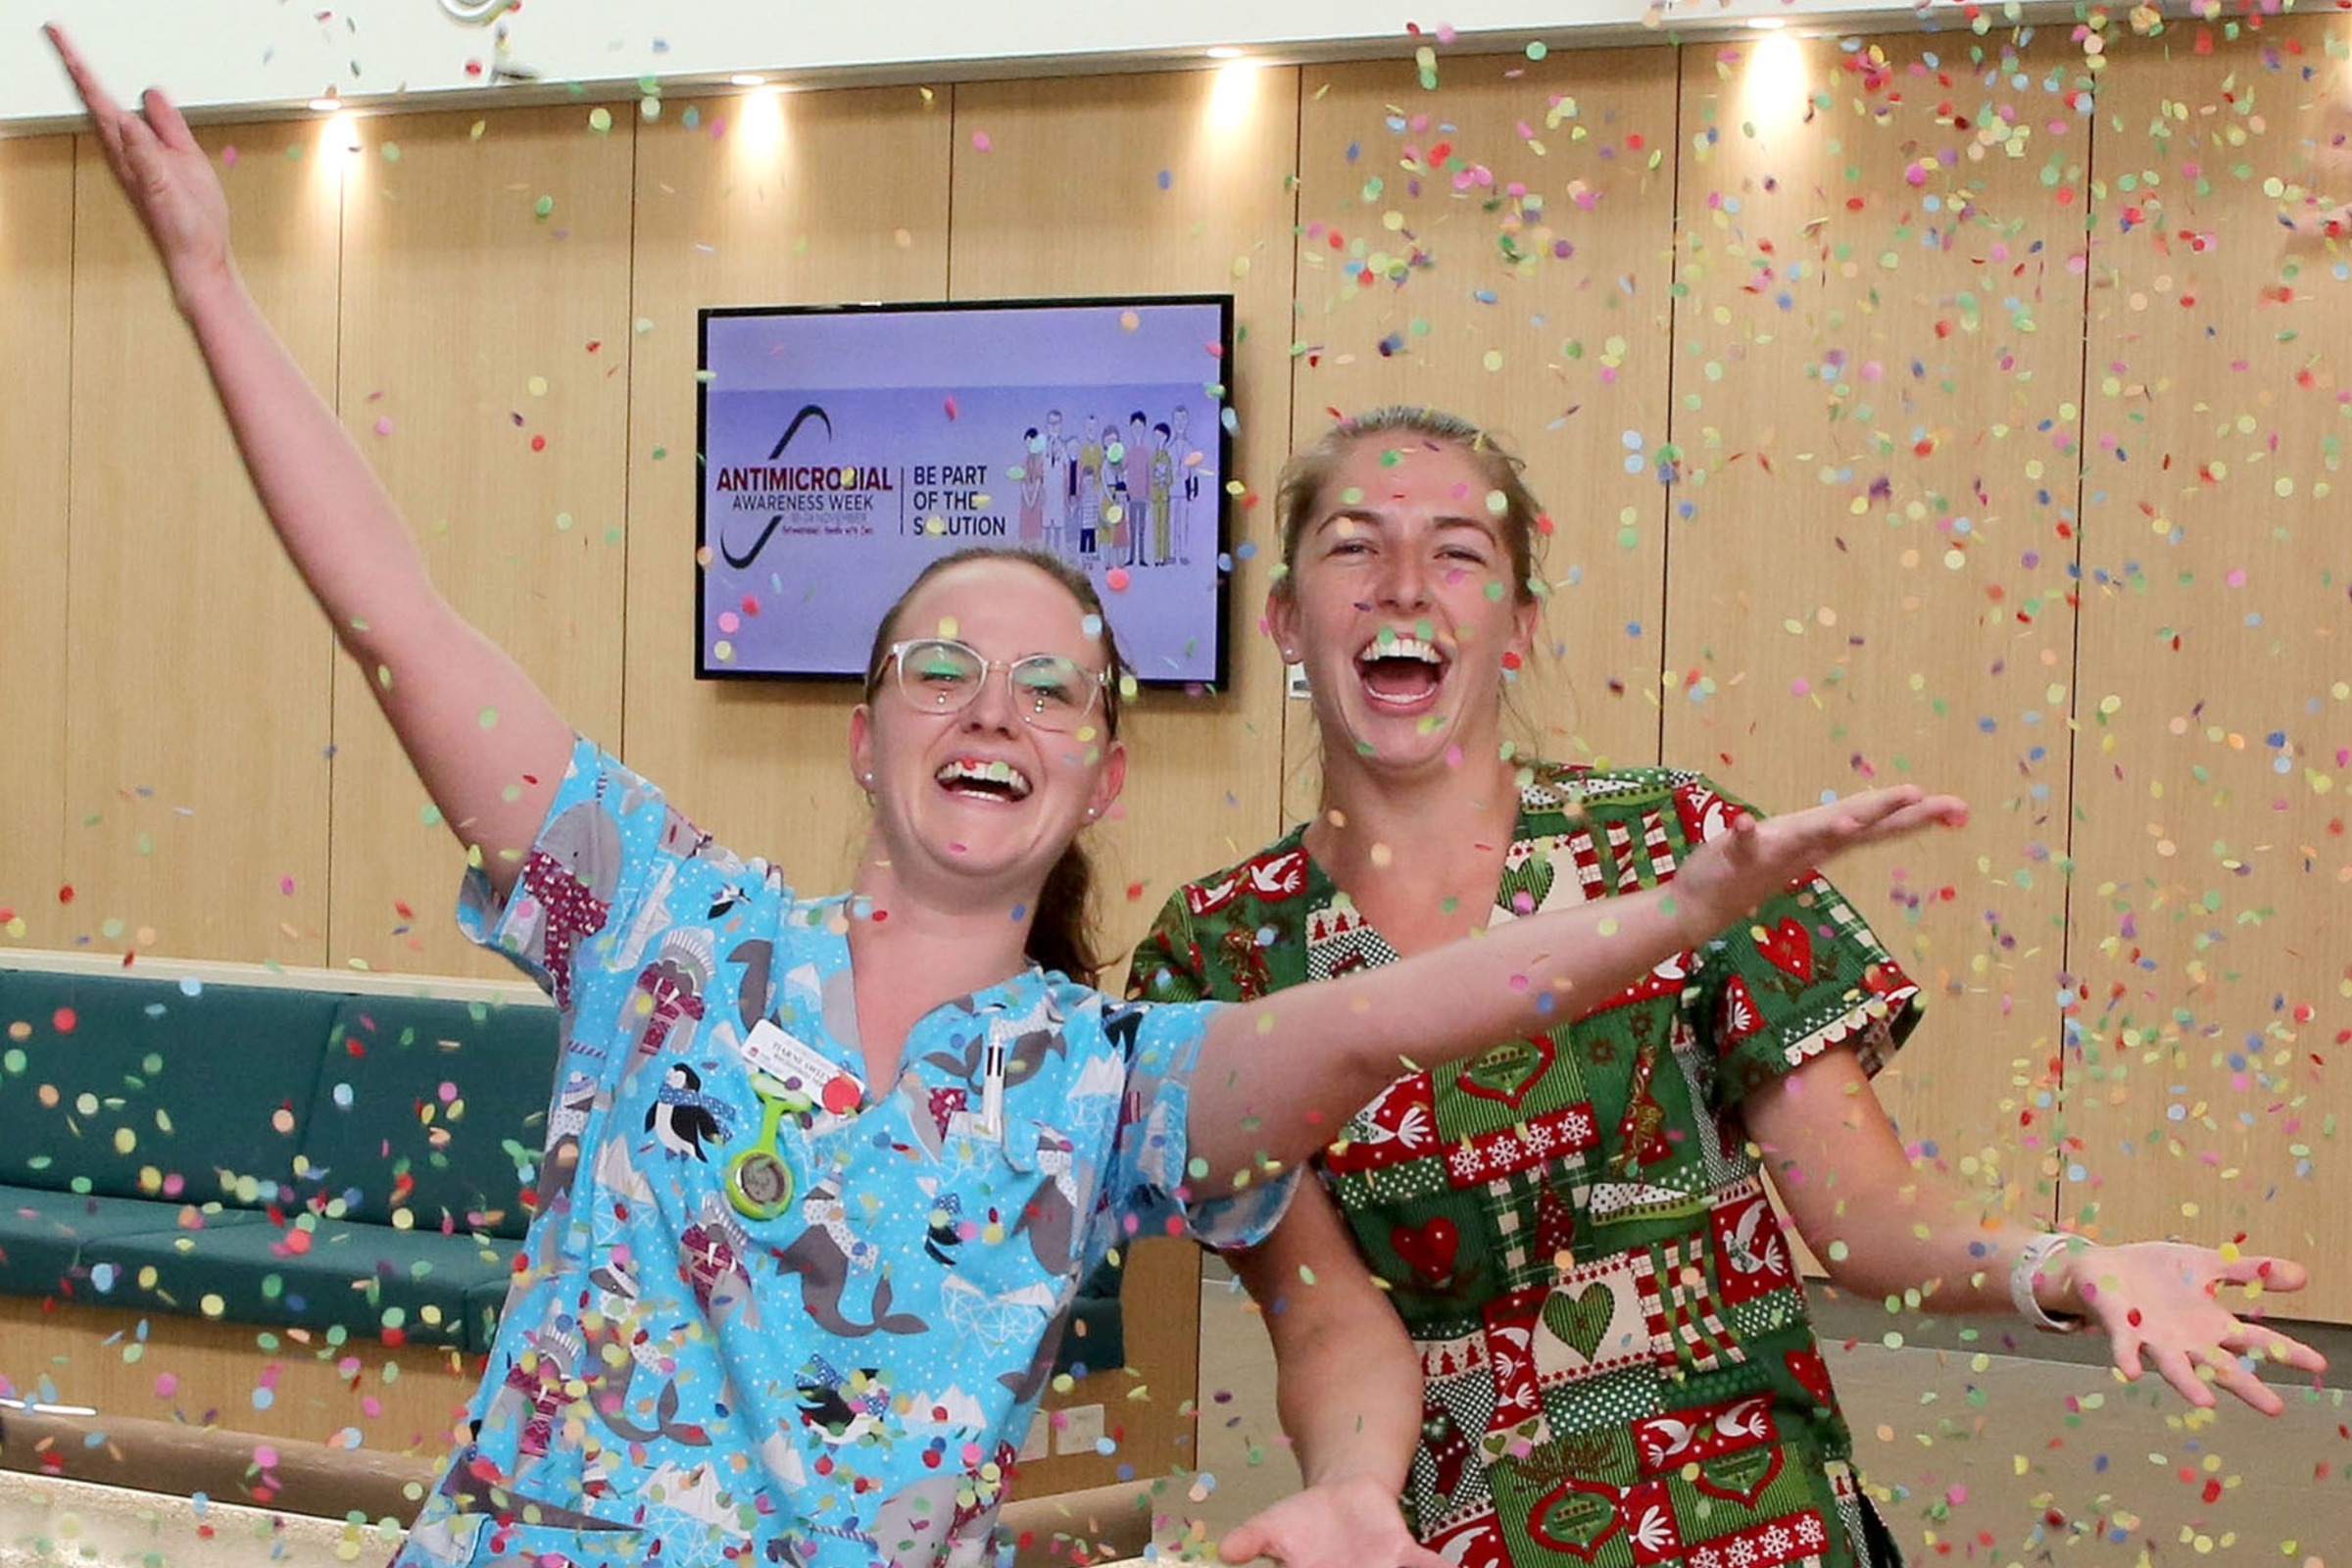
top-left (1086, 996), bottom-right (1298, 1266)
top-left (1125, 890), bottom-right (1207, 1003)
top-left (454, 736), bottom-right (673, 1013)
top-left (1676, 775), bottom-right (1924, 1110)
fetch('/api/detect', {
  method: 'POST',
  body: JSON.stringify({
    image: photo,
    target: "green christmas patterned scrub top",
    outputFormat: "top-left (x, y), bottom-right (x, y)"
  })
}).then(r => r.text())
top-left (1131, 766), bottom-right (1920, 1568)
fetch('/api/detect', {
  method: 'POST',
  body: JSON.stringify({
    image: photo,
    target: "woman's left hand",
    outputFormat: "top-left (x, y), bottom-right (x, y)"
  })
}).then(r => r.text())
top-left (1217, 1475), bottom-right (1447, 1568)
top-left (2061, 1241), bottom-right (2327, 1415)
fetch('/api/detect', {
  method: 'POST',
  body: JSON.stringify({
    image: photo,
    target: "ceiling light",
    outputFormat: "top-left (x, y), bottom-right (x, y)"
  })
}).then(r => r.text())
top-left (1204, 45), bottom-right (1244, 60)
top-left (729, 73), bottom-right (768, 87)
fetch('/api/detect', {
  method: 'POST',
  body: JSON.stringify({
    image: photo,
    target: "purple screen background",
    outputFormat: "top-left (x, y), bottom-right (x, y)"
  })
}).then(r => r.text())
top-left (699, 301), bottom-right (1229, 684)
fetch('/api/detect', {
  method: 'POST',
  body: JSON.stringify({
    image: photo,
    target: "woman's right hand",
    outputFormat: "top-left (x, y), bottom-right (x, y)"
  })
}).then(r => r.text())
top-left (42, 21), bottom-right (574, 894)
top-left (46, 24), bottom-right (235, 311)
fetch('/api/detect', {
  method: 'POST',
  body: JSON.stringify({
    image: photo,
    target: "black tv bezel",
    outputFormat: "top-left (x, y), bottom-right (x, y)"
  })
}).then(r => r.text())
top-left (693, 292), bottom-right (1237, 692)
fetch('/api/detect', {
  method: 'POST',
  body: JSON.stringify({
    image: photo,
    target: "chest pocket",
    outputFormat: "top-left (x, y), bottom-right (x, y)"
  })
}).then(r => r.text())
top-left (981, 1116), bottom-right (1087, 1283)
top-left (690, 1042), bottom-right (1096, 1339)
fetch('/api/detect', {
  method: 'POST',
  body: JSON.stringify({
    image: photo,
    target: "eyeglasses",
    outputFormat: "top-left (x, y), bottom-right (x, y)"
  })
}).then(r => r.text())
top-left (880, 637), bottom-right (1108, 733)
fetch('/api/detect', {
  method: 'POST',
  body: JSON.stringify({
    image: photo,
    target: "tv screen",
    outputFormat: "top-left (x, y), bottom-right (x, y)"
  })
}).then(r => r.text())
top-left (696, 296), bottom-right (1234, 687)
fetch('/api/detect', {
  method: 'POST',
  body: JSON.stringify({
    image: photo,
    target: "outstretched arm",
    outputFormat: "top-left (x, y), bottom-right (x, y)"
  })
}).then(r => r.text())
top-left (1186, 786), bottom-right (1968, 1192)
top-left (1745, 1046), bottom-right (2327, 1416)
top-left (47, 26), bottom-right (571, 897)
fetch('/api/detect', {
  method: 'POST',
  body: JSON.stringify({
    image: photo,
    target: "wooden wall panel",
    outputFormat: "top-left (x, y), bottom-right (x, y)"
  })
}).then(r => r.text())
top-left (2071, 18), bottom-right (2352, 1317)
top-left (1664, 32), bottom-right (2089, 1227)
top-left (947, 65), bottom-right (1303, 1488)
top-left (1292, 48), bottom-right (1680, 786)
top-left (14, 29), bottom-right (2351, 1338)
top-left (950, 67), bottom-right (1303, 950)
top-left (329, 106), bottom-right (636, 977)
top-left (623, 85), bottom-right (951, 885)
top-left (64, 121), bottom-right (339, 965)
top-left (0, 136), bottom-right (74, 953)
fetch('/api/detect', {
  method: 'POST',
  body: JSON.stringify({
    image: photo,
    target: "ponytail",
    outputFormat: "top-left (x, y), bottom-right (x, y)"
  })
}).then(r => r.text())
top-left (1029, 841), bottom-right (1103, 987)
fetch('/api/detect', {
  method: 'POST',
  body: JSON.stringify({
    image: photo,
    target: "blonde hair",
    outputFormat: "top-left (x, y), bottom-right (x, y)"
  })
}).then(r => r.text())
top-left (1271, 406), bottom-right (1546, 606)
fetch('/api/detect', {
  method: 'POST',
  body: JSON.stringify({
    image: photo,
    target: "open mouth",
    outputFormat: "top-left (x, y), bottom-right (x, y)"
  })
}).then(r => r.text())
top-left (1354, 632), bottom-right (1448, 709)
top-left (935, 757), bottom-right (1034, 802)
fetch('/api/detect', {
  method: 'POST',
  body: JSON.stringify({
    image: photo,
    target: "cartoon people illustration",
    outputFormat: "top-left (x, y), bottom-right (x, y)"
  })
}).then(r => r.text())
top-left (1074, 414), bottom-right (1103, 563)
top-left (1170, 402), bottom-right (1198, 565)
top-left (1017, 428), bottom-right (1047, 545)
top-left (1049, 411), bottom-right (1077, 557)
top-left (1122, 412), bottom-right (1152, 566)
top-left (1101, 420), bottom-right (1128, 566)
top-left (1042, 409), bottom-right (1070, 555)
top-left (1149, 420), bottom-right (1175, 566)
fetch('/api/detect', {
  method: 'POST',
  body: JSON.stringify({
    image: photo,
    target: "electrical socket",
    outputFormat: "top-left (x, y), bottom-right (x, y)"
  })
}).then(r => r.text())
top-left (1052, 1401), bottom-right (1105, 1454)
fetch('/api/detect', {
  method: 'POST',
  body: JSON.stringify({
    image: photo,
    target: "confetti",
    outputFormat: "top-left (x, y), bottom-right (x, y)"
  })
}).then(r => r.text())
top-left (12, 23), bottom-right (2345, 1568)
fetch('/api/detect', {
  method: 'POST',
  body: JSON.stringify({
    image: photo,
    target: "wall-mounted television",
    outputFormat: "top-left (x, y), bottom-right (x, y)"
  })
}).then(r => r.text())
top-left (696, 296), bottom-right (1234, 688)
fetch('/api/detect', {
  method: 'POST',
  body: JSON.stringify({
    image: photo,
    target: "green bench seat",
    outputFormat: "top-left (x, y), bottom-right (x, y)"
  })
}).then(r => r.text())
top-left (1, 961), bottom-right (1123, 1366)
top-left (0, 1191), bottom-right (270, 1308)
top-left (0, 966), bottom-right (555, 1354)
top-left (77, 1217), bottom-right (515, 1352)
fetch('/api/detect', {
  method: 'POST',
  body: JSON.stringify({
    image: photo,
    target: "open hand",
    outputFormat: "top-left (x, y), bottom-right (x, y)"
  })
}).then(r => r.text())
top-left (45, 24), bottom-right (234, 310)
top-left (1672, 786), bottom-right (1968, 943)
top-left (1219, 1475), bottom-right (1446, 1568)
top-left (2060, 1241), bottom-right (2327, 1415)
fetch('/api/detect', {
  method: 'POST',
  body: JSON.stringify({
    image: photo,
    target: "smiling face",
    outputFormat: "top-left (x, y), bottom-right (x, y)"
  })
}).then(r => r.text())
top-left (1269, 434), bottom-right (1538, 783)
top-left (851, 556), bottom-right (1125, 908)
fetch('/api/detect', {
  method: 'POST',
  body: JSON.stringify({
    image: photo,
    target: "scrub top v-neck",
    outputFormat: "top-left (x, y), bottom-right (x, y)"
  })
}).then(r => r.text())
top-left (393, 738), bottom-right (1291, 1568)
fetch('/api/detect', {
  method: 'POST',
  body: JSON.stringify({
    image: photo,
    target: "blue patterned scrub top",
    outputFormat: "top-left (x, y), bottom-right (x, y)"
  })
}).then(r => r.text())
top-left (394, 739), bottom-right (1289, 1568)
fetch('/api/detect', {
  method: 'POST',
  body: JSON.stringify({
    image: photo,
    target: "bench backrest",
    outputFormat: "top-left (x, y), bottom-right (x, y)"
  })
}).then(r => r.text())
top-left (0, 968), bottom-right (338, 1204)
top-left (299, 996), bottom-right (561, 1240)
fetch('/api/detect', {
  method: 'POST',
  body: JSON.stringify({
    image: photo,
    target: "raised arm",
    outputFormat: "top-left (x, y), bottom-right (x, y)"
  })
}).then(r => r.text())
top-left (48, 26), bottom-right (571, 897)
top-left (1185, 785), bottom-right (1968, 1192)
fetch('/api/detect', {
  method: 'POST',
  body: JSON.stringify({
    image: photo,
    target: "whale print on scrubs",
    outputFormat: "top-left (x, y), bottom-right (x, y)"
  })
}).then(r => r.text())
top-left (1009, 1126), bottom-right (1080, 1273)
top-left (530, 1068), bottom-right (608, 1279)
top-left (775, 1175), bottom-right (927, 1337)
top-left (727, 938), bottom-right (776, 1032)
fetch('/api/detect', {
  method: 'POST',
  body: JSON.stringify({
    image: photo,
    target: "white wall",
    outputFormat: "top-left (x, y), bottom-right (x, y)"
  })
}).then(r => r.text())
top-left (5, 0), bottom-right (1994, 128)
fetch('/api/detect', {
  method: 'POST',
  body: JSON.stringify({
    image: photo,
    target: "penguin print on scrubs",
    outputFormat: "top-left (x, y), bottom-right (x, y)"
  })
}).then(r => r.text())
top-left (648, 1062), bottom-right (731, 1159)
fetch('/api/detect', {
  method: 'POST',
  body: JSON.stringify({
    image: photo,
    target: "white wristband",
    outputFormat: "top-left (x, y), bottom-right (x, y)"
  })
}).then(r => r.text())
top-left (2010, 1232), bottom-right (2083, 1334)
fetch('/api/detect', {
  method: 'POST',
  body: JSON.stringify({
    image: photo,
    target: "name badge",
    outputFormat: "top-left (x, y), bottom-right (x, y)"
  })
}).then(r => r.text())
top-left (741, 1019), bottom-right (862, 1115)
